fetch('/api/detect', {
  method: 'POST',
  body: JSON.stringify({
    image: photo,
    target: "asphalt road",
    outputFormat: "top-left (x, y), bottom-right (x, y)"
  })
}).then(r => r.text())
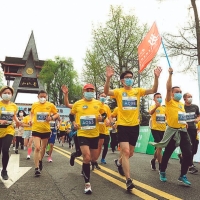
top-left (0, 141), bottom-right (200, 200)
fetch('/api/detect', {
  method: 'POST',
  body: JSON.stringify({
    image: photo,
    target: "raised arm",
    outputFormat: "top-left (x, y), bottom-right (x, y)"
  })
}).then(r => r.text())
top-left (61, 85), bottom-right (73, 109)
top-left (145, 66), bottom-right (162, 95)
top-left (104, 66), bottom-right (114, 96)
top-left (166, 68), bottom-right (173, 102)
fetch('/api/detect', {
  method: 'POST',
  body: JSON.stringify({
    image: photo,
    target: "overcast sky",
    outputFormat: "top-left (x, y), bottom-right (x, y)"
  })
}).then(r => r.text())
top-left (0, 0), bottom-right (199, 105)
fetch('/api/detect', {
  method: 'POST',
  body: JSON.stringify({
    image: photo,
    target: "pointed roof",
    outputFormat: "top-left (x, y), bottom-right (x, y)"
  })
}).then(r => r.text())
top-left (22, 31), bottom-right (39, 61)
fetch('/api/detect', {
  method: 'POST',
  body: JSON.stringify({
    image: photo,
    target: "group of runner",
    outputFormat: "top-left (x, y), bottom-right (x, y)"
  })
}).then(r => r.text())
top-left (0, 66), bottom-right (199, 195)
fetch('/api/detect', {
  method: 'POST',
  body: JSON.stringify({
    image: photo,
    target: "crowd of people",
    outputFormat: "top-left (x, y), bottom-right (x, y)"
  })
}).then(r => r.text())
top-left (0, 66), bottom-right (200, 195)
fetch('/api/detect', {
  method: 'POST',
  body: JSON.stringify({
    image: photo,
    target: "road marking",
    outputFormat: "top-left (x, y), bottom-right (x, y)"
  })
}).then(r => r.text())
top-left (0, 154), bottom-right (32, 188)
top-left (54, 146), bottom-right (182, 200)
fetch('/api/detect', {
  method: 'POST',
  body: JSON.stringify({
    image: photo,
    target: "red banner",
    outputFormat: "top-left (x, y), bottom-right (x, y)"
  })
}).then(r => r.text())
top-left (138, 22), bottom-right (161, 73)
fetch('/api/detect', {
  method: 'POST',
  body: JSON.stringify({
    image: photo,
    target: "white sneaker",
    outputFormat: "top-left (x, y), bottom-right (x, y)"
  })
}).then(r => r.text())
top-left (27, 155), bottom-right (30, 160)
top-left (84, 183), bottom-right (92, 194)
top-left (13, 147), bottom-right (15, 151)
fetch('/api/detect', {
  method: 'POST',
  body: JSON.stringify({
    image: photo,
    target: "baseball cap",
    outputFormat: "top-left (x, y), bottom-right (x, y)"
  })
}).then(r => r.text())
top-left (83, 83), bottom-right (95, 90)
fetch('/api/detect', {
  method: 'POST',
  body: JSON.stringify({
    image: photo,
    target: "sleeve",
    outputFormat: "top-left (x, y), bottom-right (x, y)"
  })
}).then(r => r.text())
top-left (113, 89), bottom-right (118, 98)
top-left (70, 103), bottom-right (77, 115)
top-left (149, 105), bottom-right (155, 113)
top-left (51, 103), bottom-right (58, 114)
top-left (139, 88), bottom-right (146, 97)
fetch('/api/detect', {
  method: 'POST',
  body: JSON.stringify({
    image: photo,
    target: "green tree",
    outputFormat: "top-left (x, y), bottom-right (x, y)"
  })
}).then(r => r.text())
top-left (39, 56), bottom-right (82, 105)
top-left (0, 70), bottom-right (5, 88)
top-left (83, 5), bottom-right (158, 91)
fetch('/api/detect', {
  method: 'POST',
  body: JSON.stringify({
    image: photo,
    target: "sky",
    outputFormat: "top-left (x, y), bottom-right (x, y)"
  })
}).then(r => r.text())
top-left (0, 0), bottom-right (200, 105)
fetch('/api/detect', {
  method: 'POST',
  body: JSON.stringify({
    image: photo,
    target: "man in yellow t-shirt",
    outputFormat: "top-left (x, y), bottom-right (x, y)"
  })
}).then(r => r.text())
top-left (155, 68), bottom-right (192, 186)
top-left (58, 118), bottom-right (67, 147)
top-left (104, 66), bottom-right (162, 190)
top-left (30, 90), bottom-right (59, 177)
top-left (69, 83), bottom-right (105, 194)
top-left (149, 92), bottom-right (166, 171)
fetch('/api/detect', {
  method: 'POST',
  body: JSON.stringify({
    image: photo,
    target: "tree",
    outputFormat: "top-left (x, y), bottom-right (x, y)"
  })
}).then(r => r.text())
top-left (82, 5), bottom-right (158, 91)
top-left (39, 56), bottom-right (82, 105)
top-left (0, 70), bottom-right (5, 88)
top-left (140, 96), bottom-right (151, 126)
top-left (161, 0), bottom-right (200, 74)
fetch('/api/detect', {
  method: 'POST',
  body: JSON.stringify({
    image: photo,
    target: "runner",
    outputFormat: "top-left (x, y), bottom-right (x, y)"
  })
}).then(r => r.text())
top-left (69, 83), bottom-right (105, 194)
top-left (29, 90), bottom-right (59, 177)
top-left (150, 68), bottom-right (192, 186)
top-left (58, 118), bottom-right (67, 147)
top-left (0, 86), bottom-right (20, 180)
top-left (149, 93), bottom-right (166, 171)
top-left (104, 66), bottom-right (162, 190)
top-left (22, 113), bottom-right (33, 159)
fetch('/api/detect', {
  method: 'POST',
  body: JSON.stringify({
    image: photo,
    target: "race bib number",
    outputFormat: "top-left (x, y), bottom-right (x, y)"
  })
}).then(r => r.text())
top-left (186, 112), bottom-right (195, 122)
top-left (0, 111), bottom-right (14, 124)
top-left (36, 112), bottom-right (48, 122)
top-left (99, 122), bottom-right (104, 124)
top-left (122, 97), bottom-right (137, 110)
top-left (156, 114), bottom-right (166, 124)
top-left (61, 124), bottom-right (65, 126)
top-left (178, 111), bottom-right (186, 124)
top-left (80, 115), bottom-right (96, 130)
top-left (50, 121), bottom-right (55, 129)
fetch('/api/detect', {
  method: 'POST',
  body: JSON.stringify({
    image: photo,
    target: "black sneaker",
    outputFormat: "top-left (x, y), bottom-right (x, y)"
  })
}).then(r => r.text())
top-left (35, 168), bottom-right (41, 177)
top-left (70, 152), bottom-right (76, 166)
top-left (188, 166), bottom-right (198, 174)
top-left (39, 160), bottom-right (43, 171)
top-left (114, 159), bottom-right (125, 176)
top-left (1, 170), bottom-right (8, 180)
top-left (150, 159), bottom-right (156, 170)
top-left (95, 162), bottom-right (101, 170)
top-left (126, 178), bottom-right (135, 190)
top-left (15, 149), bottom-right (18, 154)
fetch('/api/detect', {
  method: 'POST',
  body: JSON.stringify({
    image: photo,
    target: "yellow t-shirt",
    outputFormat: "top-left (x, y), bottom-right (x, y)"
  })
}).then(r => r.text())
top-left (31, 101), bottom-right (57, 133)
top-left (166, 99), bottom-right (186, 128)
top-left (23, 115), bottom-right (32, 131)
top-left (149, 105), bottom-right (166, 131)
top-left (99, 103), bottom-right (111, 135)
top-left (66, 123), bottom-right (71, 129)
top-left (113, 88), bottom-right (145, 126)
top-left (0, 101), bottom-right (18, 138)
top-left (71, 99), bottom-right (104, 138)
top-left (59, 122), bottom-right (67, 131)
top-left (111, 107), bottom-right (118, 117)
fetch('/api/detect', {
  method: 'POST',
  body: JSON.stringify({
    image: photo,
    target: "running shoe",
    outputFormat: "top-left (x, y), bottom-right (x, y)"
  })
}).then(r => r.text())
top-left (15, 149), bottom-right (18, 154)
top-left (178, 175), bottom-right (191, 186)
top-left (159, 171), bottom-right (167, 182)
top-left (27, 155), bottom-right (31, 160)
top-left (114, 159), bottom-right (125, 176)
top-left (39, 160), bottom-right (43, 171)
top-left (101, 158), bottom-right (107, 164)
top-left (84, 183), bottom-right (92, 194)
top-left (188, 166), bottom-right (198, 174)
top-left (48, 157), bottom-right (53, 162)
top-left (70, 152), bottom-right (76, 166)
top-left (95, 162), bottom-right (101, 169)
top-left (1, 170), bottom-right (8, 180)
top-left (13, 147), bottom-right (15, 151)
top-left (126, 178), bottom-right (135, 190)
top-left (35, 168), bottom-right (41, 177)
top-left (150, 159), bottom-right (156, 170)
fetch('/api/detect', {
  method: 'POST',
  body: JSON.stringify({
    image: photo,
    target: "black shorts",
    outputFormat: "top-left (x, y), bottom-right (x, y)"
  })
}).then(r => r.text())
top-left (151, 129), bottom-right (164, 143)
top-left (117, 125), bottom-right (139, 146)
top-left (32, 131), bottom-right (51, 139)
top-left (60, 131), bottom-right (66, 137)
top-left (78, 136), bottom-right (99, 149)
top-left (99, 133), bottom-right (106, 139)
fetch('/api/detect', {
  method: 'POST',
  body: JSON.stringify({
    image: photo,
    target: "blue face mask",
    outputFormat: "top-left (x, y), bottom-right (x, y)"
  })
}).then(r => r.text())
top-left (100, 97), bottom-right (106, 103)
top-left (84, 92), bottom-right (94, 100)
top-left (124, 78), bottom-right (133, 86)
top-left (157, 98), bottom-right (162, 104)
top-left (174, 93), bottom-right (182, 101)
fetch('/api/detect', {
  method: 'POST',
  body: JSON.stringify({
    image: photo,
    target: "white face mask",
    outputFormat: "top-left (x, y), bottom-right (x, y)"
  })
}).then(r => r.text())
top-left (39, 97), bottom-right (46, 104)
top-left (1, 94), bottom-right (12, 101)
top-left (187, 98), bottom-right (192, 104)
top-left (19, 113), bottom-right (23, 117)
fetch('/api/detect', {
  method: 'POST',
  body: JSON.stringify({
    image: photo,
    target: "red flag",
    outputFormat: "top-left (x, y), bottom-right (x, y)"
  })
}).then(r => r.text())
top-left (138, 22), bottom-right (161, 73)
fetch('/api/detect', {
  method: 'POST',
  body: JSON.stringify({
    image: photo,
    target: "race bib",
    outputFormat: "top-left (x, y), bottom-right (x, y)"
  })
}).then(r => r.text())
top-left (186, 112), bottom-right (195, 122)
top-left (0, 111), bottom-right (14, 124)
top-left (122, 97), bottom-right (137, 110)
top-left (178, 111), bottom-right (186, 124)
top-left (156, 114), bottom-right (166, 124)
top-left (50, 121), bottom-right (55, 129)
top-left (80, 115), bottom-right (96, 130)
top-left (99, 122), bottom-right (104, 124)
top-left (36, 112), bottom-right (48, 122)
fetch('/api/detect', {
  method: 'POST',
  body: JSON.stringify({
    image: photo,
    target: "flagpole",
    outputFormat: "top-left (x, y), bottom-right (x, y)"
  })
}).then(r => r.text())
top-left (161, 38), bottom-right (171, 68)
